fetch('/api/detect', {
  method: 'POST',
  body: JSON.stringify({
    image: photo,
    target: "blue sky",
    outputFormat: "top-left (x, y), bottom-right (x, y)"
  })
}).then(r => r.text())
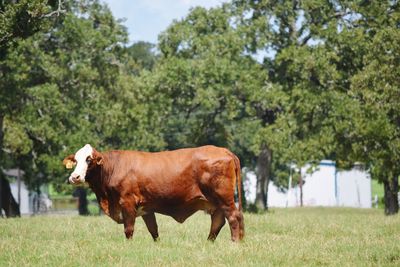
top-left (102, 0), bottom-right (227, 44)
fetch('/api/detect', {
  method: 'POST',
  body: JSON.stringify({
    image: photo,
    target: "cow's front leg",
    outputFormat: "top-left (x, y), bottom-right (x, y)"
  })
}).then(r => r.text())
top-left (142, 212), bottom-right (159, 241)
top-left (121, 199), bottom-right (136, 239)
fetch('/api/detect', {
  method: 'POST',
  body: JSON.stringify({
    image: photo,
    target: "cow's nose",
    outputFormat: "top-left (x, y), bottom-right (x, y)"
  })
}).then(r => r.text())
top-left (72, 175), bottom-right (80, 182)
top-left (69, 174), bottom-right (80, 184)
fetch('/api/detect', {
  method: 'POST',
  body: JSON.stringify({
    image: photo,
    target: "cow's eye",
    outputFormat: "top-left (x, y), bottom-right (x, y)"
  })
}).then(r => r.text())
top-left (86, 157), bottom-right (91, 165)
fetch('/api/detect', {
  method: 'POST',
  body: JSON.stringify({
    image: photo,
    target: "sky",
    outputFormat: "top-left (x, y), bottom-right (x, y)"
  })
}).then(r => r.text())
top-left (101, 0), bottom-right (227, 44)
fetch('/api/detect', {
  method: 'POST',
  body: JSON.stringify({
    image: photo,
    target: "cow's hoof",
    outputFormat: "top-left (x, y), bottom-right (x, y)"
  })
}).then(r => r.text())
top-left (125, 230), bottom-right (133, 239)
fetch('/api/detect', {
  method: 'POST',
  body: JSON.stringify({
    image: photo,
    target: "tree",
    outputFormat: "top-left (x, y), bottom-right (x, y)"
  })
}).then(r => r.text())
top-left (0, 0), bottom-right (64, 217)
top-left (350, 26), bottom-right (400, 215)
top-left (230, 0), bottom-right (351, 209)
top-left (322, 1), bottom-right (400, 214)
top-left (155, 6), bottom-right (260, 148)
top-left (231, 0), bottom-right (400, 213)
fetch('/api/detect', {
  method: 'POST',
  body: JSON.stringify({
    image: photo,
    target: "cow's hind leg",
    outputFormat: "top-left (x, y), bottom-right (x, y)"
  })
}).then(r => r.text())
top-left (207, 209), bottom-right (225, 241)
top-left (142, 213), bottom-right (159, 241)
top-left (221, 202), bottom-right (243, 242)
top-left (212, 181), bottom-right (244, 241)
top-left (238, 209), bottom-right (244, 240)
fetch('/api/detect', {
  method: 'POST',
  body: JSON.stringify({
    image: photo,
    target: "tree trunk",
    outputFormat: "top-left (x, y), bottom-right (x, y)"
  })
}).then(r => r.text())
top-left (384, 175), bottom-right (399, 215)
top-left (299, 170), bottom-right (303, 207)
top-left (17, 169), bottom-right (21, 210)
top-left (0, 174), bottom-right (2, 217)
top-left (0, 114), bottom-right (3, 151)
top-left (0, 175), bottom-right (21, 217)
top-left (73, 187), bottom-right (89, 215)
top-left (0, 115), bottom-right (3, 217)
top-left (255, 144), bottom-right (272, 210)
top-left (239, 174), bottom-right (246, 209)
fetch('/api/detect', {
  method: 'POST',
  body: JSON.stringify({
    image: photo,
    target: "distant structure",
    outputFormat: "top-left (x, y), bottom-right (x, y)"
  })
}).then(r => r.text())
top-left (244, 160), bottom-right (372, 208)
top-left (3, 169), bottom-right (52, 215)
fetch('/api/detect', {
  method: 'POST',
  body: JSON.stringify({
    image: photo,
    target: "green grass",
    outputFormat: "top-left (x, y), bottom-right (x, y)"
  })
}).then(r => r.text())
top-left (371, 179), bottom-right (385, 208)
top-left (1, 208), bottom-right (399, 266)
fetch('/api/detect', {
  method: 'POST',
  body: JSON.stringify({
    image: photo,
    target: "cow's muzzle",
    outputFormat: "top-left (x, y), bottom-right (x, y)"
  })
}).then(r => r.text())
top-left (68, 174), bottom-right (81, 184)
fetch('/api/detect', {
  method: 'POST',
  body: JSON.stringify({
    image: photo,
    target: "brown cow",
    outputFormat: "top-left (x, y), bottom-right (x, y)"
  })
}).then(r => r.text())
top-left (63, 144), bottom-right (244, 242)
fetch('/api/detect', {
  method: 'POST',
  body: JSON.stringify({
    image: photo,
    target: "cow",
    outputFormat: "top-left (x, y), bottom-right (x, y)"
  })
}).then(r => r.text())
top-left (63, 144), bottom-right (244, 242)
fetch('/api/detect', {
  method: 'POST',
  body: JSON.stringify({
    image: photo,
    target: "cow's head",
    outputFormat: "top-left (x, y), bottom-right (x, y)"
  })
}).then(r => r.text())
top-left (63, 144), bottom-right (103, 184)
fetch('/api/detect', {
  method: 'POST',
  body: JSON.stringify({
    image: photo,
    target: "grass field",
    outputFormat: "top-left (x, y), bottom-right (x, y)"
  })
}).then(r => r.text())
top-left (1, 208), bottom-right (399, 266)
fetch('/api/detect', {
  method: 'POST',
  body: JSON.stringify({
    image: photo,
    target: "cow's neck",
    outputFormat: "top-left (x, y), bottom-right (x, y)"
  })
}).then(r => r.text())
top-left (85, 153), bottom-right (113, 199)
top-left (85, 153), bottom-right (122, 221)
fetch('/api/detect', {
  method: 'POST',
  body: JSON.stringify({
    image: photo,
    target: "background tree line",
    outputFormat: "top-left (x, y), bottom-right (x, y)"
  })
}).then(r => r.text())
top-left (1, 0), bottom-right (399, 216)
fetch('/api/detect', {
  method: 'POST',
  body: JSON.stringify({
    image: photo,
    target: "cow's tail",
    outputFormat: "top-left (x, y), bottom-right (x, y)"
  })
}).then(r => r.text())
top-left (232, 153), bottom-right (243, 212)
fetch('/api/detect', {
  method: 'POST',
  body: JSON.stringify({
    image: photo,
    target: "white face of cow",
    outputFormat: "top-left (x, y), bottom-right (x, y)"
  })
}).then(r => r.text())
top-left (67, 144), bottom-right (93, 184)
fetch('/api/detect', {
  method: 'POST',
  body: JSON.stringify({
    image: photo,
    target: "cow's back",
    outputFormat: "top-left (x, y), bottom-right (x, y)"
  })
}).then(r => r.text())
top-left (128, 145), bottom-right (232, 180)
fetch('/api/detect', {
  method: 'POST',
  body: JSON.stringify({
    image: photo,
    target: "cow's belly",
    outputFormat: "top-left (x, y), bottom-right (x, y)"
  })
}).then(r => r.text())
top-left (106, 195), bottom-right (217, 224)
top-left (150, 197), bottom-right (216, 223)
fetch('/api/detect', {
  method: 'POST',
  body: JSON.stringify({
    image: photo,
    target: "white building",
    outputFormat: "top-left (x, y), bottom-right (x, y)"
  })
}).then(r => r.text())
top-left (3, 169), bottom-right (52, 215)
top-left (9, 180), bottom-right (31, 214)
top-left (336, 165), bottom-right (372, 208)
top-left (244, 160), bottom-right (372, 208)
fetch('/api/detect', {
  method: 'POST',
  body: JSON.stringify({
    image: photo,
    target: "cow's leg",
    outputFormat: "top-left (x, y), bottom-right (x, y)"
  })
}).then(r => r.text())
top-left (121, 200), bottom-right (136, 239)
top-left (207, 209), bottom-right (225, 241)
top-left (213, 184), bottom-right (244, 241)
top-left (238, 210), bottom-right (244, 240)
top-left (221, 203), bottom-right (242, 242)
top-left (142, 212), bottom-right (159, 241)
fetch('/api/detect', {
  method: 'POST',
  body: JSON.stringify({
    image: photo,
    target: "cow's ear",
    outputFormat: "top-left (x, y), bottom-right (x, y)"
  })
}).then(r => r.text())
top-left (93, 149), bottom-right (103, 165)
top-left (63, 154), bottom-right (76, 169)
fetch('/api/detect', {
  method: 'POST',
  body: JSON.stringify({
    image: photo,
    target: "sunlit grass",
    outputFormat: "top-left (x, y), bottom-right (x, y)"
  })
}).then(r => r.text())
top-left (1, 208), bottom-right (399, 266)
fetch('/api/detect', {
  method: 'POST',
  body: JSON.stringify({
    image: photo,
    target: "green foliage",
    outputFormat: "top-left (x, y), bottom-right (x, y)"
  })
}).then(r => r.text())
top-left (0, 0), bottom-right (64, 189)
top-left (0, 0), bottom-right (52, 50)
top-left (125, 41), bottom-right (157, 74)
top-left (3, 117), bottom-right (32, 155)
top-left (350, 26), bottom-right (400, 180)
